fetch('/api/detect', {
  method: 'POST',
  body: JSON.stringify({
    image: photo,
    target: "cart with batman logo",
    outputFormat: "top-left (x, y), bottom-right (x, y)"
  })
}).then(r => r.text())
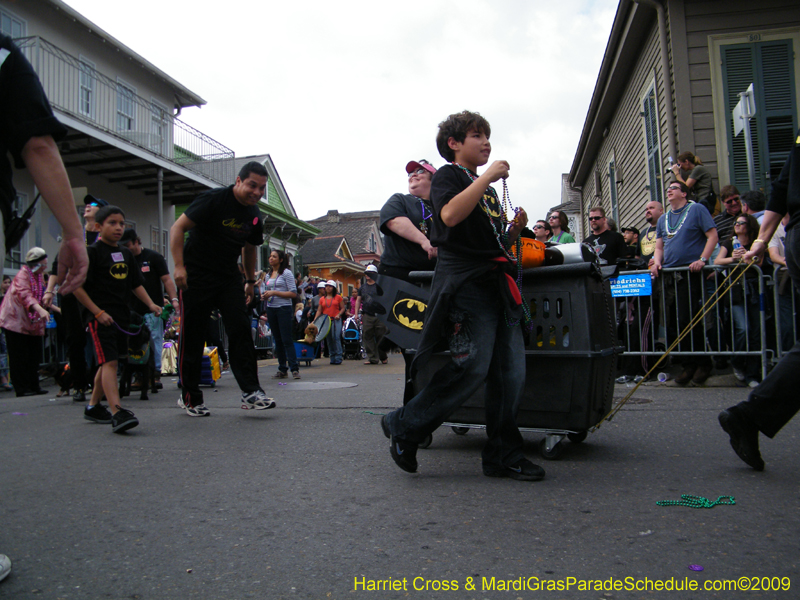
top-left (373, 242), bottom-right (621, 460)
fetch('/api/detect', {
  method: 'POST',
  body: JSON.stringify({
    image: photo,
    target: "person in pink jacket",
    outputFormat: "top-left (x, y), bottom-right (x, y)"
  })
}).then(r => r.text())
top-left (0, 248), bottom-right (51, 396)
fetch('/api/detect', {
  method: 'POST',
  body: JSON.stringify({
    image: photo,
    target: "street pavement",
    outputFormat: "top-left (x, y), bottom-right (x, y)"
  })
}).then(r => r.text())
top-left (1, 354), bottom-right (799, 599)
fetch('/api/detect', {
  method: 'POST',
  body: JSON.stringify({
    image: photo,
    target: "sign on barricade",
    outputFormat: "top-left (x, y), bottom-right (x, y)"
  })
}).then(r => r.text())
top-left (609, 273), bottom-right (652, 297)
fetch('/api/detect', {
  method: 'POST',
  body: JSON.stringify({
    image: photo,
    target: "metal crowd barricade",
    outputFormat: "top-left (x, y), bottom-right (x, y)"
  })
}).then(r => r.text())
top-left (616, 265), bottom-right (787, 381)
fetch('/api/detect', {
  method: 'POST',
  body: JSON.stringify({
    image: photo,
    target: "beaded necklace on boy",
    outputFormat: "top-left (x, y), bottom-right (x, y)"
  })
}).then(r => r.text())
top-left (665, 201), bottom-right (693, 238)
top-left (451, 163), bottom-right (532, 330)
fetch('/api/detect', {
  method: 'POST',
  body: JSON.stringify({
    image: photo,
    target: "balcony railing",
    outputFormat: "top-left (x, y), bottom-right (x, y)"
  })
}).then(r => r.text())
top-left (15, 36), bottom-right (234, 185)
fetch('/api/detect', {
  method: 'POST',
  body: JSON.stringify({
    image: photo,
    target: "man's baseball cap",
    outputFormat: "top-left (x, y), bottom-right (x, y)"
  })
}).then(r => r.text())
top-left (25, 247), bottom-right (47, 264)
top-left (317, 281), bottom-right (326, 289)
top-left (621, 226), bottom-right (640, 236)
top-left (365, 265), bottom-right (378, 274)
top-left (84, 194), bottom-right (109, 207)
top-left (405, 159), bottom-right (436, 175)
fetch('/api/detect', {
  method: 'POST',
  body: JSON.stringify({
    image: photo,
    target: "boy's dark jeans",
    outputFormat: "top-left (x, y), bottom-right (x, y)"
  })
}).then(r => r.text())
top-left (385, 276), bottom-right (526, 469)
top-left (178, 278), bottom-right (261, 405)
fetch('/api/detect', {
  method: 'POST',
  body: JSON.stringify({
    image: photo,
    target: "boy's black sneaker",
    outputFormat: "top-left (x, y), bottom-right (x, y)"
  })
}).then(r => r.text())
top-left (111, 408), bottom-right (139, 433)
top-left (484, 458), bottom-right (546, 481)
top-left (381, 415), bottom-right (417, 473)
top-left (84, 403), bottom-right (112, 424)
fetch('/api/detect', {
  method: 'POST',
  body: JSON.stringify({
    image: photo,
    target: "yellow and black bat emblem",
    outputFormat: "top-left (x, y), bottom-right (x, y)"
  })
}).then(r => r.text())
top-left (481, 193), bottom-right (502, 218)
top-left (392, 298), bottom-right (426, 331)
top-left (109, 262), bottom-right (128, 280)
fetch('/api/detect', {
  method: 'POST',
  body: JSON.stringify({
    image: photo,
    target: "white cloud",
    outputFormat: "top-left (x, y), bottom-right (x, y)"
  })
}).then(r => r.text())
top-left (63, 0), bottom-right (617, 222)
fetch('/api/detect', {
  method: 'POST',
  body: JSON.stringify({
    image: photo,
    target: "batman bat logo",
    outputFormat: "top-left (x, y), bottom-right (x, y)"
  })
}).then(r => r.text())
top-left (109, 263), bottom-right (128, 280)
top-left (481, 193), bottom-right (502, 218)
top-left (392, 298), bottom-right (426, 331)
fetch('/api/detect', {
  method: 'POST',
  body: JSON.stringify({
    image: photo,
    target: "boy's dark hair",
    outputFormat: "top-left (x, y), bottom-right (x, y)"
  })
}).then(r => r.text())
top-left (120, 228), bottom-right (139, 244)
top-left (436, 111), bottom-right (491, 162)
top-left (95, 205), bottom-right (125, 224)
top-left (238, 161), bottom-right (268, 181)
top-left (741, 190), bottom-right (766, 212)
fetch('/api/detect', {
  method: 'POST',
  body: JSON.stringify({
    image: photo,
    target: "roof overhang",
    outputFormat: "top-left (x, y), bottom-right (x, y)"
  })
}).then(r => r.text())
top-left (47, 0), bottom-right (206, 109)
top-left (57, 112), bottom-right (222, 204)
top-left (569, 0), bottom-right (656, 186)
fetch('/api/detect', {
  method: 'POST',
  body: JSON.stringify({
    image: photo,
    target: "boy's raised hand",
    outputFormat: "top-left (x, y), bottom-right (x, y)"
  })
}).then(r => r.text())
top-left (484, 160), bottom-right (510, 183)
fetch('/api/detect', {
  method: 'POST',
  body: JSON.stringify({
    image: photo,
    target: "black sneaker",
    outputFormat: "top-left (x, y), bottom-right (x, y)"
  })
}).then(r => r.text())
top-left (73, 389), bottom-right (86, 403)
top-left (484, 458), bottom-right (546, 481)
top-left (382, 416), bottom-right (417, 472)
top-left (718, 409), bottom-right (764, 471)
top-left (111, 408), bottom-right (139, 433)
top-left (84, 403), bottom-right (112, 424)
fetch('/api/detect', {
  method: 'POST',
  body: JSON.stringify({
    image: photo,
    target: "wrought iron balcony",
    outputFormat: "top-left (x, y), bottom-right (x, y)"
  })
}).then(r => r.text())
top-left (15, 36), bottom-right (234, 186)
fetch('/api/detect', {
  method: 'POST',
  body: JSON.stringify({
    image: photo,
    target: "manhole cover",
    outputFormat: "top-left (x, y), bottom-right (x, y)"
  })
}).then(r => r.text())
top-left (274, 381), bottom-right (358, 390)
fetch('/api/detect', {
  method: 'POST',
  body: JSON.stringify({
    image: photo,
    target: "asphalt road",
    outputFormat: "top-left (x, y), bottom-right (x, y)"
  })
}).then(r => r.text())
top-left (1, 356), bottom-right (798, 599)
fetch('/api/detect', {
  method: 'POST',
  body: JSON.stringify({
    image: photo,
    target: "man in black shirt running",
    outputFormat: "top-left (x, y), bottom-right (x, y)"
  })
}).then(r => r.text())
top-left (170, 161), bottom-right (274, 417)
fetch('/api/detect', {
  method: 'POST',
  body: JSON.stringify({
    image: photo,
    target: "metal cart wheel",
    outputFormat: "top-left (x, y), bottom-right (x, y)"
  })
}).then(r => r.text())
top-left (540, 438), bottom-right (563, 460)
top-left (451, 426), bottom-right (470, 435)
top-left (419, 433), bottom-right (433, 449)
top-left (567, 431), bottom-right (587, 444)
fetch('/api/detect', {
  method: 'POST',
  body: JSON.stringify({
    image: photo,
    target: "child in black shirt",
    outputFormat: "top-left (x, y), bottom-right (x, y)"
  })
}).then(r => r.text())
top-left (73, 206), bottom-right (162, 433)
top-left (381, 111), bottom-right (545, 481)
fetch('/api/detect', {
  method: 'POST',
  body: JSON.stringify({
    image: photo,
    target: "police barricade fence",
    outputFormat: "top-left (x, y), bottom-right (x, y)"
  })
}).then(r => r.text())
top-left (612, 264), bottom-right (796, 382)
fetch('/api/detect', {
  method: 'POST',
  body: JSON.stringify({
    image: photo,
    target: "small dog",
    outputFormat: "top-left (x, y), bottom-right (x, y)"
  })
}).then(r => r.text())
top-left (51, 362), bottom-right (74, 397)
top-left (303, 323), bottom-right (319, 345)
top-left (119, 313), bottom-right (158, 400)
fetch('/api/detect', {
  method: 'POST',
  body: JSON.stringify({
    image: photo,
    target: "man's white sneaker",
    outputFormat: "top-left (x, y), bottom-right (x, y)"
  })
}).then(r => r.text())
top-left (185, 403), bottom-right (211, 417)
top-left (177, 396), bottom-right (186, 409)
top-left (241, 390), bottom-right (276, 410)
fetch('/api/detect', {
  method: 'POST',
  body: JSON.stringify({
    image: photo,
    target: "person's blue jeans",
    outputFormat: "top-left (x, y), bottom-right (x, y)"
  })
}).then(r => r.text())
top-left (384, 277), bottom-right (525, 469)
top-left (730, 297), bottom-right (761, 378)
top-left (328, 318), bottom-right (343, 363)
top-left (144, 313), bottom-right (164, 371)
top-left (266, 305), bottom-right (299, 373)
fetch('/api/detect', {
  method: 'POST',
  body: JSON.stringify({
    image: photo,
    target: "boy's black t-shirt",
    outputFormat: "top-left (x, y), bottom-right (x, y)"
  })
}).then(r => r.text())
top-left (82, 241), bottom-right (144, 324)
top-left (183, 185), bottom-right (264, 283)
top-left (429, 164), bottom-right (505, 259)
top-left (130, 247), bottom-right (169, 314)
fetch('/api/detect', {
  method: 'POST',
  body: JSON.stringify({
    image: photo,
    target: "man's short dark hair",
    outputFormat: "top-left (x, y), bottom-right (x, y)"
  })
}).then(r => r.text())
top-left (436, 111), bottom-right (491, 162)
top-left (238, 161), bottom-right (268, 181)
top-left (589, 206), bottom-right (606, 217)
top-left (95, 205), bottom-right (125, 224)
top-left (720, 184), bottom-right (740, 201)
top-left (120, 228), bottom-right (139, 244)
top-left (741, 190), bottom-right (766, 212)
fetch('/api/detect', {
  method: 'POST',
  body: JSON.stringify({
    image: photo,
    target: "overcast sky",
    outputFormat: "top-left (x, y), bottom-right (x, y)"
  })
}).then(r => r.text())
top-left (63, 0), bottom-right (617, 223)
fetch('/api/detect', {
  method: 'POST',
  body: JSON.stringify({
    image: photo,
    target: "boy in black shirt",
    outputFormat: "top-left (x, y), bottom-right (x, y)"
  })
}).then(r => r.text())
top-left (73, 206), bottom-right (162, 433)
top-left (381, 111), bottom-right (545, 481)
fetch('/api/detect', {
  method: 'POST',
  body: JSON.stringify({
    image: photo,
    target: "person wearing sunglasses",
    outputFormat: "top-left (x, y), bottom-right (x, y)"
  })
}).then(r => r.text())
top-left (582, 206), bottom-right (627, 266)
top-left (531, 219), bottom-right (551, 243)
top-left (714, 214), bottom-right (765, 387)
top-left (651, 181), bottom-right (718, 385)
top-left (712, 185), bottom-right (742, 241)
top-left (378, 159), bottom-right (438, 281)
top-left (546, 210), bottom-right (575, 244)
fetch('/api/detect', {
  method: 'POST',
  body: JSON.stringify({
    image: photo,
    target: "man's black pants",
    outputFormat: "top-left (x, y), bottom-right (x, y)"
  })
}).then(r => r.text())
top-left (178, 278), bottom-right (261, 407)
